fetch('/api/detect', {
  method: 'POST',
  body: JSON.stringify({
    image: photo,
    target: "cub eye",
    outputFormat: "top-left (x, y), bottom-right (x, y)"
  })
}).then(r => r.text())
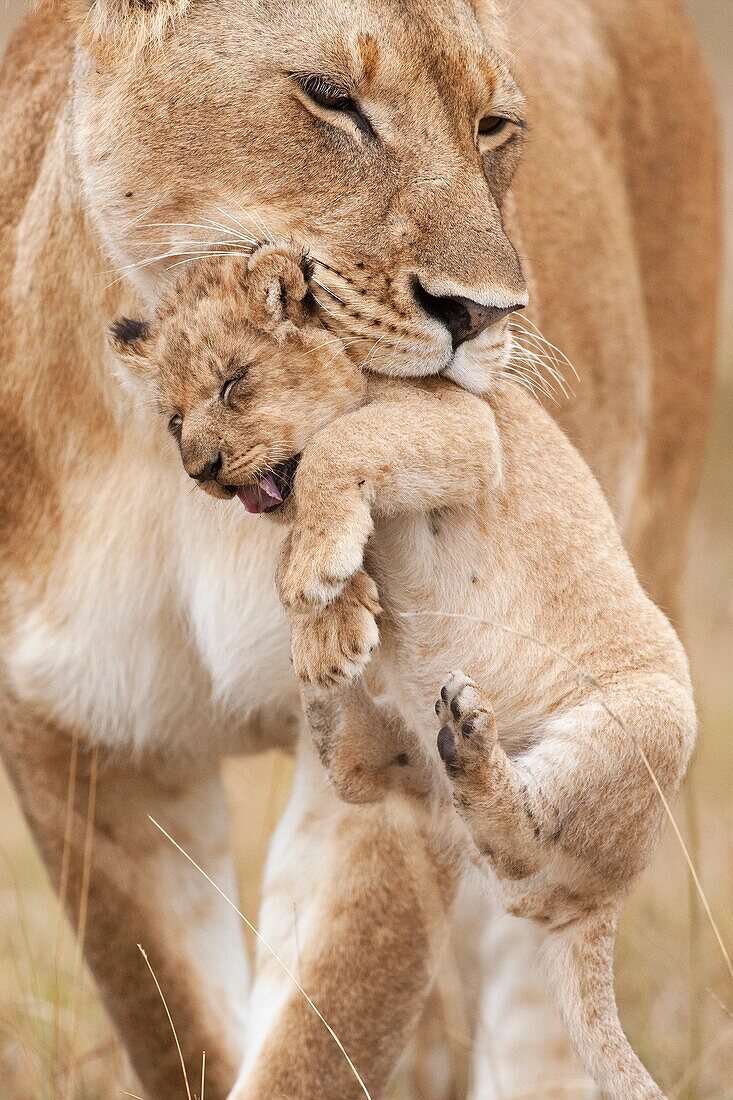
top-left (220, 366), bottom-right (249, 406)
top-left (478, 115), bottom-right (509, 138)
top-left (168, 414), bottom-right (182, 437)
top-left (293, 75), bottom-right (375, 138)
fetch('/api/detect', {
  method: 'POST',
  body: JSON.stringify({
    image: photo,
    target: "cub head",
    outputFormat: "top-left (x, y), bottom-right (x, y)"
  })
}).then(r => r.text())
top-left (110, 244), bottom-right (366, 513)
top-left (74, 0), bottom-right (527, 393)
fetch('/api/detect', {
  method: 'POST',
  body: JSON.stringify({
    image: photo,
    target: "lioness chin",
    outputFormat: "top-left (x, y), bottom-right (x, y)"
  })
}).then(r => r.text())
top-left (111, 242), bottom-right (696, 1100)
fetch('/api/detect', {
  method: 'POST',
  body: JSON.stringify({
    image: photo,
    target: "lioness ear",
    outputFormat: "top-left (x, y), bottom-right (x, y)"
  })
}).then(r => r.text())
top-left (245, 244), bottom-right (317, 343)
top-left (75, 0), bottom-right (190, 60)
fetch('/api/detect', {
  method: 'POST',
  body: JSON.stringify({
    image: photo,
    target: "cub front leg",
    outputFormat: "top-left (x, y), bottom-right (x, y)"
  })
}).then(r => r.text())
top-left (436, 672), bottom-right (542, 882)
top-left (278, 381), bottom-right (502, 614)
top-left (287, 568), bottom-right (381, 687)
top-left (278, 484), bottom-right (374, 612)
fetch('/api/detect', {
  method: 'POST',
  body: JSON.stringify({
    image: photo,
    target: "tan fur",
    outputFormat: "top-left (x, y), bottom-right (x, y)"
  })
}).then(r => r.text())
top-left (129, 243), bottom-right (696, 1098)
top-left (280, 379), bottom-right (696, 1098)
top-left (0, 0), bottom-right (718, 1094)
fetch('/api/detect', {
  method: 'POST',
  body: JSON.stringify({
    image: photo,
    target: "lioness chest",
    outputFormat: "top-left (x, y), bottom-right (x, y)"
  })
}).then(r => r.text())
top-left (2, 425), bottom-right (299, 756)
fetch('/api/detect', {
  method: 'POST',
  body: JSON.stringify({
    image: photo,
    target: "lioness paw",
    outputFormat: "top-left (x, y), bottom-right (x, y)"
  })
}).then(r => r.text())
top-left (290, 570), bottom-right (380, 686)
top-left (435, 671), bottom-right (497, 780)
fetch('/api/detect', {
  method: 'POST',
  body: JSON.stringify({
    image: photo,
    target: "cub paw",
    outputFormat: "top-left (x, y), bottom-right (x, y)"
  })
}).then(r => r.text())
top-left (290, 570), bottom-right (380, 686)
top-left (435, 671), bottom-right (497, 780)
top-left (278, 498), bottom-right (374, 612)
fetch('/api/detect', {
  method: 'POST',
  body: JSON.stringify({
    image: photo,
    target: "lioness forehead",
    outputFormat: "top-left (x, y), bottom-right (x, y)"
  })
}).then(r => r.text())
top-left (244, 0), bottom-right (511, 105)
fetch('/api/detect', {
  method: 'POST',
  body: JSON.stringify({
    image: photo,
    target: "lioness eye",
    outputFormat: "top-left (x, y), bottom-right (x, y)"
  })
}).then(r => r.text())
top-left (478, 115), bottom-right (509, 137)
top-left (168, 414), bottom-right (182, 437)
top-left (294, 75), bottom-right (375, 138)
top-left (299, 75), bottom-right (352, 110)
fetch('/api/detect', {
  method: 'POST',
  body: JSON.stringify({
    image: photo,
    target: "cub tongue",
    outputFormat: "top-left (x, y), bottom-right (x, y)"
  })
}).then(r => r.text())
top-left (236, 473), bottom-right (284, 515)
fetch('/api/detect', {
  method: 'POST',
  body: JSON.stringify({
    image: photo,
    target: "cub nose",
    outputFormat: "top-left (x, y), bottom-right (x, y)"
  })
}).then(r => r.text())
top-left (184, 451), bottom-right (223, 482)
top-left (414, 280), bottom-right (524, 348)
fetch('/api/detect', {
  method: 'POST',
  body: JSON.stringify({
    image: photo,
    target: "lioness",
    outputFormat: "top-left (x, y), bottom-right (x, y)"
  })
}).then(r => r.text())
top-left (0, 0), bottom-right (718, 1095)
top-left (111, 242), bottom-right (695, 1100)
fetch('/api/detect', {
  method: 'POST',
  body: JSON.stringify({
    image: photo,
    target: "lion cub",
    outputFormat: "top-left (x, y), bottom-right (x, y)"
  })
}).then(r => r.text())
top-left (112, 243), bottom-right (694, 1100)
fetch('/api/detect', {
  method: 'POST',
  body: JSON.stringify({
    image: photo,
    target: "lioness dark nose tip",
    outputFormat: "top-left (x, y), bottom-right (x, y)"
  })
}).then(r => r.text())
top-left (188, 453), bottom-right (223, 482)
top-left (414, 280), bottom-right (524, 348)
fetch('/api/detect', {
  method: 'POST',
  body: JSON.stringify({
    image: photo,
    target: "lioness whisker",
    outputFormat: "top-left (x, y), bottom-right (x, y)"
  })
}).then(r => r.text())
top-left (165, 250), bottom-right (256, 272)
top-left (308, 289), bottom-right (340, 320)
top-left (509, 351), bottom-right (563, 402)
top-left (512, 316), bottom-right (580, 380)
top-left (141, 238), bottom-right (251, 248)
top-left (509, 339), bottom-right (571, 400)
top-left (192, 211), bottom-right (257, 243)
top-left (360, 332), bottom-right (394, 373)
top-left (101, 244), bottom-right (257, 287)
top-left (227, 199), bottom-right (275, 245)
top-left (138, 220), bottom-right (258, 241)
top-left (497, 368), bottom-right (543, 401)
top-left (510, 327), bottom-right (573, 397)
top-left (249, 208), bottom-right (277, 245)
top-left (214, 204), bottom-right (260, 245)
top-left (505, 351), bottom-right (555, 393)
top-left (311, 278), bottom-right (346, 306)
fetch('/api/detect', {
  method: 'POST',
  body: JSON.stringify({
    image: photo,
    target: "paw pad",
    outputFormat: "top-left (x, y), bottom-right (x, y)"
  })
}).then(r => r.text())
top-left (437, 725), bottom-right (459, 769)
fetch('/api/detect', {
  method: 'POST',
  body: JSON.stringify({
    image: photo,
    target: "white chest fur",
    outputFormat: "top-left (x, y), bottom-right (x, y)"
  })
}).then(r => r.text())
top-left (4, 427), bottom-right (298, 758)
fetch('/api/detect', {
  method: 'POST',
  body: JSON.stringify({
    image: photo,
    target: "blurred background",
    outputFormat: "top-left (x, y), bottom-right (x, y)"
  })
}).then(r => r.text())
top-left (1, 2), bottom-right (731, 1096)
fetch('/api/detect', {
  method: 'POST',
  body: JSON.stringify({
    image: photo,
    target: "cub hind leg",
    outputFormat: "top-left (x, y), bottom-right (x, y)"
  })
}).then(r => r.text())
top-left (436, 671), bottom-right (541, 882)
top-left (435, 671), bottom-right (670, 1099)
top-left (303, 677), bottom-right (431, 806)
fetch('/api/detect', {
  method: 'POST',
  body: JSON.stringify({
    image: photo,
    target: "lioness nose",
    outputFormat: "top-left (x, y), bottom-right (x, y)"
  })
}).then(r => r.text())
top-left (186, 452), bottom-right (223, 482)
top-left (414, 281), bottom-right (524, 348)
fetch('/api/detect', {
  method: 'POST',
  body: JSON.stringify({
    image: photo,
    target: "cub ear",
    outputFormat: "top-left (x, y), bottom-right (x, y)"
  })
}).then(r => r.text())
top-left (244, 244), bottom-right (318, 343)
top-left (109, 316), bottom-right (150, 358)
top-left (108, 316), bottom-right (154, 384)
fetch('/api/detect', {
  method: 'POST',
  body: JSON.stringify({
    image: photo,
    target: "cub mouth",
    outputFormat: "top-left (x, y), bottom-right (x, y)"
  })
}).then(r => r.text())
top-left (234, 455), bottom-right (300, 515)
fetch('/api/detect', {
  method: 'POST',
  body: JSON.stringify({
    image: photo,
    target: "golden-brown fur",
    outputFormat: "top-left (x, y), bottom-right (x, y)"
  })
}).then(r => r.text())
top-left (126, 242), bottom-right (695, 1098)
top-left (0, 0), bottom-right (719, 1094)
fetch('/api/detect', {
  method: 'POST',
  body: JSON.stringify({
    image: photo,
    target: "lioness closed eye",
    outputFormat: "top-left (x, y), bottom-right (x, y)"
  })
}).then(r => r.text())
top-left (111, 242), bottom-right (695, 1100)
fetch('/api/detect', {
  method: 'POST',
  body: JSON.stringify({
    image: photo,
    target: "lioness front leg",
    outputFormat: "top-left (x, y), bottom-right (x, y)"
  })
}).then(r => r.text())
top-left (232, 734), bottom-right (463, 1100)
top-left (0, 695), bottom-right (248, 1100)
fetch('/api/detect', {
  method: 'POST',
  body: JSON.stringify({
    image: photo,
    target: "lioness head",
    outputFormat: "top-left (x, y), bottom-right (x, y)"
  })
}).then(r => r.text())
top-left (110, 243), bottom-right (364, 512)
top-left (74, 0), bottom-right (527, 392)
